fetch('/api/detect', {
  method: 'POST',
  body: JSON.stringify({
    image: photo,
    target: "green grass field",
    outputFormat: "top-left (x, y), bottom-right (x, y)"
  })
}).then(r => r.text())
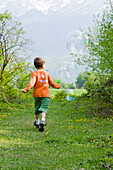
top-left (49, 89), bottom-right (87, 98)
top-left (0, 89), bottom-right (113, 169)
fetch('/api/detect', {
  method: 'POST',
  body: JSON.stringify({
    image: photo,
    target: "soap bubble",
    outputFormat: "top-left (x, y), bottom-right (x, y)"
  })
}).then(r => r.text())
top-left (57, 61), bottom-right (77, 83)
top-left (64, 89), bottom-right (76, 101)
top-left (66, 31), bottom-right (88, 55)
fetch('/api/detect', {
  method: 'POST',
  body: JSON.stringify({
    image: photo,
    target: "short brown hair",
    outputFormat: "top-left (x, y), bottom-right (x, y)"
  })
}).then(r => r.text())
top-left (34, 57), bottom-right (45, 69)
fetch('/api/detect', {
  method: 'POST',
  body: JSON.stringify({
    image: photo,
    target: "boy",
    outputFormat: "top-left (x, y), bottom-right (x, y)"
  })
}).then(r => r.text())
top-left (21, 57), bottom-right (60, 132)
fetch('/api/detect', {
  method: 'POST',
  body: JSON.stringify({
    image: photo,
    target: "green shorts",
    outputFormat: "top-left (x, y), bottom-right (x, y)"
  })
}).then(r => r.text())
top-left (34, 97), bottom-right (50, 115)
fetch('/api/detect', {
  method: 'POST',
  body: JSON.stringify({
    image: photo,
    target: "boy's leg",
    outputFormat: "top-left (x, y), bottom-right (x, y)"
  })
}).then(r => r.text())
top-left (36, 114), bottom-right (40, 119)
top-left (38, 97), bottom-right (50, 132)
top-left (39, 97), bottom-right (50, 122)
top-left (39, 112), bottom-right (46, 132)
top-left (41, 112), bottom-right (46, 122)
top-left (35, 114), bottom-right (40, 124)
top-left (34, 97), bottom-right (41, 128)
top-left (34, 114), bottom-right (40, 128)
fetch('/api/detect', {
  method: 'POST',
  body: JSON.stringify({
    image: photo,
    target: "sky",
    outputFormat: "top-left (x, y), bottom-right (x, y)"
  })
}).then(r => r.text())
top-left (0, 0), bottom-right (110, 81)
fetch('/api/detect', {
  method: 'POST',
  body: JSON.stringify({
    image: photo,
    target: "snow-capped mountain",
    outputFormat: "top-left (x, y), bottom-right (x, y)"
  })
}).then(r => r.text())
top-left (0, 0), bottom-right (105, 16)
top-left (0, 0), bottom-right (107, 80)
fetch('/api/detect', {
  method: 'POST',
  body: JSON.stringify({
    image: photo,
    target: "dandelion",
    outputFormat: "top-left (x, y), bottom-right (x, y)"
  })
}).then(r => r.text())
top-left (93, 140), bottom-right (95, 142)
top-left (46, 131), bottom-right (50, 134)
top-left (108, 138), bottom-right (110, 140)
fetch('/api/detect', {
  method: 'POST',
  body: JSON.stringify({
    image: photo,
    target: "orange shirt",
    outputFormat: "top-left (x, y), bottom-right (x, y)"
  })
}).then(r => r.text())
top-left (24, 70), bottom-right (60, 97)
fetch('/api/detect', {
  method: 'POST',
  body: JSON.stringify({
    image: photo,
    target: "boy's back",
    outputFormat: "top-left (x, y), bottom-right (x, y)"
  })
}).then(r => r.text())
top-left (24, 70), bottom-right (59, 97)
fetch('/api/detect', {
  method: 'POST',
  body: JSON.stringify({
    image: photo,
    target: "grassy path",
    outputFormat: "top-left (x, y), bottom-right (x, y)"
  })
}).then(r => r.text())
top-left (0, 96), bottom-right (113, 169)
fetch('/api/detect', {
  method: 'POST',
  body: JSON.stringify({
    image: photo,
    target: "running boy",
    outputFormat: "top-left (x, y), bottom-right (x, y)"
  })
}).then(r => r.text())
top-left (21, 57), bottom-right (60, 132)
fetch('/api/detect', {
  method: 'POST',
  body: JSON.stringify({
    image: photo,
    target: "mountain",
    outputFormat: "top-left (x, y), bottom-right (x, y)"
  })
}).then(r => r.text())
top-left (0, 0), bottom-right (105, 16)
top-left (0, 0), bottom-right (106, 82)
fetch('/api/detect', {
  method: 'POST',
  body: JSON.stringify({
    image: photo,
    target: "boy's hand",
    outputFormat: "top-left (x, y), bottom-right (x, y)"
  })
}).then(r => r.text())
top-left (58, 84), bottom-right (60, 89)
top-left (57, 80), bottom-right (61, 84)
top-left (57, 80), bottom-right (61, 88)
top-left (21, 89), bottom-right (26, 93)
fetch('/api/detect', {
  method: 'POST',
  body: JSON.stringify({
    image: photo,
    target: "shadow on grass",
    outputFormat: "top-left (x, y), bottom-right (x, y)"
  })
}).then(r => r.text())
top-left (44, 139), bottom-right (75, 145)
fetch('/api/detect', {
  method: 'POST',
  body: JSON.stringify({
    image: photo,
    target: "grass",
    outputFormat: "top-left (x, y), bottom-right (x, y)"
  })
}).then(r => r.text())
top-left (0, 89), bottom-right (113, 169)
top-left (49, 88), bottom-right (87, 98)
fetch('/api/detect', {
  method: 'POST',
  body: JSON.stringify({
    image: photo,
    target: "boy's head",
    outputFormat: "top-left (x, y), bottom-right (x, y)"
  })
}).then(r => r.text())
top-left (34, 57), bottom-right (45, 69)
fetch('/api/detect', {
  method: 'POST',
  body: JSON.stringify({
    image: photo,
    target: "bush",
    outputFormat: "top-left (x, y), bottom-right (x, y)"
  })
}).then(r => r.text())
top-left (53, 91), bottom-right (65, 99)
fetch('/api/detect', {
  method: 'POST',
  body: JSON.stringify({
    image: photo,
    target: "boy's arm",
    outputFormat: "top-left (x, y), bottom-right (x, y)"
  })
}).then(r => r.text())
top-left (48, 74), bottom-right (60, 89)
top-left (21, 73), bottom-right (36, 93)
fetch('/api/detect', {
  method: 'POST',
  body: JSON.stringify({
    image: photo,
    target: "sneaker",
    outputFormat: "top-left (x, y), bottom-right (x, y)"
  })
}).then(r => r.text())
top-left (34, 120), bottom-right (40, 129)
top-left (39, 120), bottom-right (45, 132)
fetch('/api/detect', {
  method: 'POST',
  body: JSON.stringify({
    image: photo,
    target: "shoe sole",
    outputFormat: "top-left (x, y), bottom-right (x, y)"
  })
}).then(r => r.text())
top-left (39, 123), bottom-right (44, 132)
top-left (34, 122), bottom-right (39, 129)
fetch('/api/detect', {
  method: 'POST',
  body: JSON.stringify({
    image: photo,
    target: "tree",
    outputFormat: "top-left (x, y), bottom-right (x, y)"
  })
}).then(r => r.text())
top-left (88, 1), bottom-right (113, 76)
top-left (0, 11), bottom-right (32, 103)
top-left (74, 0), bottom-right (113, 75)
top-left (75, 71), bottom-right (96, 89)
top-left (76, 72), bottom-right (86, 88)
top-left (74, 0), bottom-right (113, 113)
top-left (76, 1), bottom-right (112, 88)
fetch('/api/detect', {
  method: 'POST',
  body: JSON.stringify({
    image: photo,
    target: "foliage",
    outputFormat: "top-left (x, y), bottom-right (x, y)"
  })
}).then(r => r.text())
top-left (74, 0), bottom-right (113, 113)
top-left (75, 95), bottom-right (113, 116)
top-left (75, 71), bottom-right (96, 88)
top-left (52, 78), bottom-right (76, 89)
top-left (84, 74), bottom-right (113, 101)
top-left (53, 90), bottom-right (65, 99)
top-left (16, 71), bottom-right (32, 89)
top-left (75, 0), bottom-right (113, 75)
top-left (75, 72), bottom-right (86, 88)
top-left (0, 11), bottom-right (32, 102)
top-left (61, 82), bottom-right (76, 89)
top-left (52, 88), bottom-right (86, 100)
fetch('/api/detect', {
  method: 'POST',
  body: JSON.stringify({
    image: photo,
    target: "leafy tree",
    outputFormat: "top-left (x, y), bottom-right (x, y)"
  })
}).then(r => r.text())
top-left (75, 72), bottom-right (96, 89)
top-left (75, 0), bottom-right (113, 76)
top-left (0, 11), bottom-right (32, 103)
top-left (74, 0), bottom-right (113, 114)
top-left (52, 77), bottom-right (76, 89)
top-left (76, 72), bottom-right (86, 88)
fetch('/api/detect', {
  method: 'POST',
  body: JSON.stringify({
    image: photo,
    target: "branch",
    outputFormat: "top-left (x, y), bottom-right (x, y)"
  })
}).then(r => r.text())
top-left (0, 91), bottom-right (10, 104)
